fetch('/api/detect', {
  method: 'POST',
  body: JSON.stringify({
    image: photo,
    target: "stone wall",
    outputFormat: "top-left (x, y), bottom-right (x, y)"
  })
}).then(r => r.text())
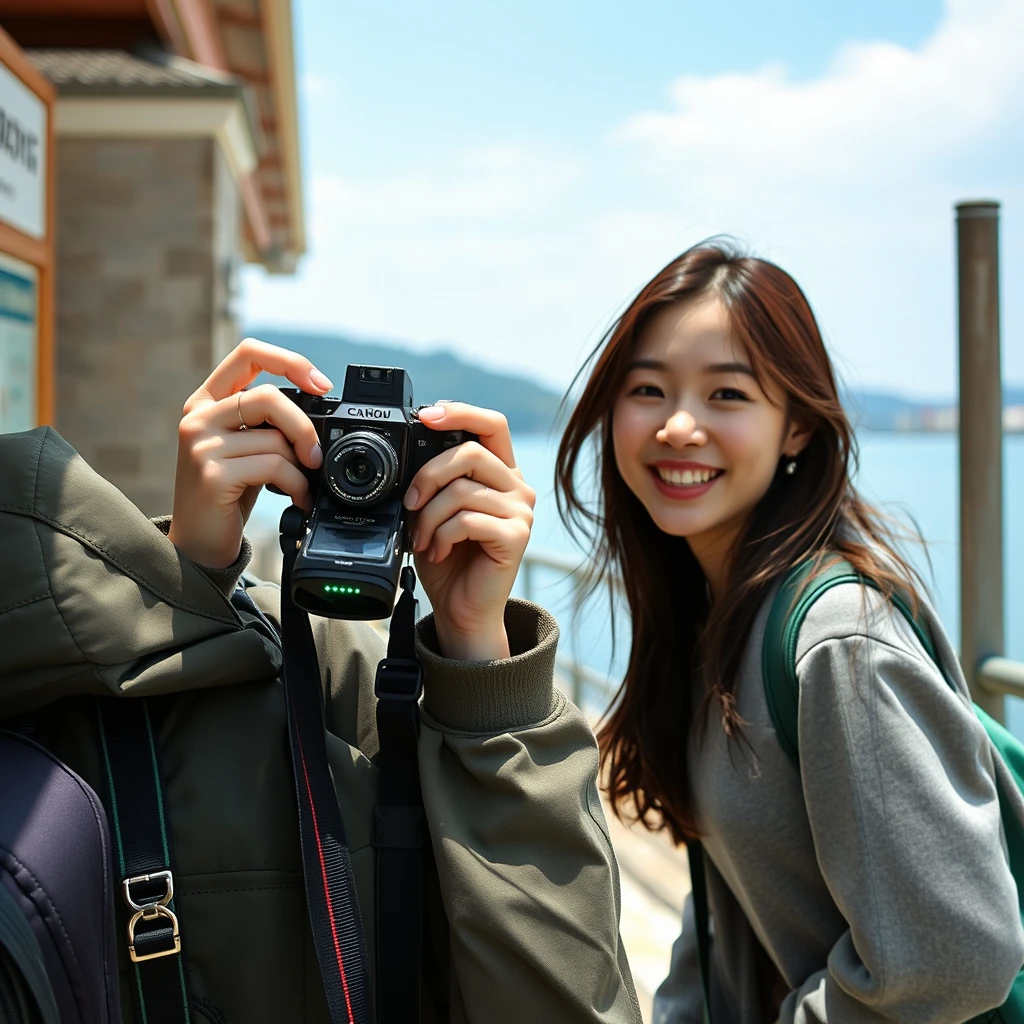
top-left (55, 136), bottom-right (240, 516)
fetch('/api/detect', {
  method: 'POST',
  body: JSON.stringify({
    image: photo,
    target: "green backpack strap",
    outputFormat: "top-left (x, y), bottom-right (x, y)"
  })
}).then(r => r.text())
top-left (762, 558), bottom-right (1024, 1023)
top-left (761, 558), bottom-right (938, 769)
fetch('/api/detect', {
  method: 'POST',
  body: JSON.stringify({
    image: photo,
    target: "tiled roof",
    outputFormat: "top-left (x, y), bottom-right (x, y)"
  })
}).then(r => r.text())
top-left (27, 49), bottom-right (244, 97)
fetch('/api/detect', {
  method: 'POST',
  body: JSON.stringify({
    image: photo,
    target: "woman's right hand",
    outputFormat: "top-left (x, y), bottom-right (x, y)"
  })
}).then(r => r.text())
top-left (167, 337), bottom-right (332, 569)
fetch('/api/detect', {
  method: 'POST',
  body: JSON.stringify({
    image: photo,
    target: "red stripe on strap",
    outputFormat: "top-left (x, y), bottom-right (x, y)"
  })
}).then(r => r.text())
top-left (298, 734), bottom-right (357, 1024)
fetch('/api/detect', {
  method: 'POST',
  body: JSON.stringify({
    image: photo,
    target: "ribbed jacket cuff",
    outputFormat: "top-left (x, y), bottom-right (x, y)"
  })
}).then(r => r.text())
top-left (151, 516), bottom-right (253, 598)
top-left (416, 598), bottom-right (560, 733)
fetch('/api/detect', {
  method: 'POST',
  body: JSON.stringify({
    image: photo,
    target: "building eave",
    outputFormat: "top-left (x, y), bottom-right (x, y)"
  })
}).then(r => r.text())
top-left (56, 94), bottom-right (261, 182)
top-left (258, 0), bottom-right (304, 259)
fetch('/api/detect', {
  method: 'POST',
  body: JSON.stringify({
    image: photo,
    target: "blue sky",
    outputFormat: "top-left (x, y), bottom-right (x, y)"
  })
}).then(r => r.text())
top-left (242, 0), bottom-right (1024, 398)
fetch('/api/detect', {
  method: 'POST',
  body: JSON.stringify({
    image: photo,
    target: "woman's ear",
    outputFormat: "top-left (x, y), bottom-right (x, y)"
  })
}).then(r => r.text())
top-left (782, 418), bottom-right (813, 458)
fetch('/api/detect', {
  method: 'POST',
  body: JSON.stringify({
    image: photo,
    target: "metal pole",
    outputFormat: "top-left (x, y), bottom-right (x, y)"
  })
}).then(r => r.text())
top-left (956, 200), bottom-right (1004, 721)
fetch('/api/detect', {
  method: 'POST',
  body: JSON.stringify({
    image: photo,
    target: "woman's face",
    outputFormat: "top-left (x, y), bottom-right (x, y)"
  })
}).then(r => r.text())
top-left (612, 296), bottom-right (805, 573)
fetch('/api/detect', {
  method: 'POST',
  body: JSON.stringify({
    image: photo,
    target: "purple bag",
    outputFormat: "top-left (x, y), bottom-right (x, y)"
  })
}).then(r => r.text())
top-left (0, 730), bottom-right (122, 1024)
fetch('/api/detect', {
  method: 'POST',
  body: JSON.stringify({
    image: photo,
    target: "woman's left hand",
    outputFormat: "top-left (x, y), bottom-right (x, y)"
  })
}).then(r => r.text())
top-left (404, 402), bottom-right (535, 661)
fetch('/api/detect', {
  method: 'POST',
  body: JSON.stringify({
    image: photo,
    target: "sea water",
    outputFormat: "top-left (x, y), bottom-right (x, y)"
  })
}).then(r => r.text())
top-left (248, 433), bottom-right (1024, 736)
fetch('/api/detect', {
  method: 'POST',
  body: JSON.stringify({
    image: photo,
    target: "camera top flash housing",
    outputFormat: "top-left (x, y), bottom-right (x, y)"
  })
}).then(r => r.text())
top-left (278, 365), bottom-right (476, 620)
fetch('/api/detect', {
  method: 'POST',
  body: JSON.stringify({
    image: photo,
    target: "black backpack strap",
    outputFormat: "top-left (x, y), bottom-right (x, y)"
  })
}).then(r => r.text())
top-left (373, 565), bottom-right (425, 1023)
top-left (279, 508), bottom-right (372, 1024)
top-left (96, 697), bottom-right (193, 1024)
top-left (687, 841), bottom-right (713, 1024)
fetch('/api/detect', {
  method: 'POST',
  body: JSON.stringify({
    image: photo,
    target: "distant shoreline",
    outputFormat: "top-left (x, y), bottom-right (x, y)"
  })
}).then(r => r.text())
top-left (243, 327), bottom-right (1024, 436)
top-left (860, 427), bottom-right (1024, 435)
top-left (508, 425), bottom-right (1024, 437)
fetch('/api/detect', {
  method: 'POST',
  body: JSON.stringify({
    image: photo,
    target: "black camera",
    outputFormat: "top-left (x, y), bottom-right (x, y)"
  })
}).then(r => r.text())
top-left (279, 365), bottom-right (477, 620)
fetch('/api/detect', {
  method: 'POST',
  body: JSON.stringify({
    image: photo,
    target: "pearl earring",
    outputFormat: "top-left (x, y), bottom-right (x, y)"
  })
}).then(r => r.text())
top-left (784, 458), bottom-right (798, 476)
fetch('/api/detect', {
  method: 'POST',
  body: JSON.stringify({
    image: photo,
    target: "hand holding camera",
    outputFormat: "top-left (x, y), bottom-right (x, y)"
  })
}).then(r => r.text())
top-left (402, 400), bottom-right (535, 661)
top-left (168, 337), bottom-right (327, 570)
top-left (169, 338), bottom-right (534, 660)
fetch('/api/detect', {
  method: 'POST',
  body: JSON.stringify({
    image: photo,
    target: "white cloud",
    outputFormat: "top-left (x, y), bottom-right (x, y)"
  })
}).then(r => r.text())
top-left (600, 0), bottom-right (1024, 394)
top-left (300, 72), bottom-right (336, 100)
top-left (616, 0), bottom-right (1023, 185)
top-left (311, 144), bottom-right (583, 230)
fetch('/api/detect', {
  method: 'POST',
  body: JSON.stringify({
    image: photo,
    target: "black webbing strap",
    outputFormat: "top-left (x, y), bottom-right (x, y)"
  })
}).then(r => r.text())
top-left (373, 565), bottom-right (424, 1024)
top-left (96, 698), bottom-right (193, 1024)
top-left (279, 508), bottom-right (372, 1024)
top-left (688, 841), bottom-right (713, 1024)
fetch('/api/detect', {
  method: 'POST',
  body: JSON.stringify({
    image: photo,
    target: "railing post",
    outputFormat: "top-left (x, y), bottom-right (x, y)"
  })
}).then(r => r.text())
top-left (956, 199), bottom-right (1005, 721)
top-left (521, 558), bottom-right (534, 604)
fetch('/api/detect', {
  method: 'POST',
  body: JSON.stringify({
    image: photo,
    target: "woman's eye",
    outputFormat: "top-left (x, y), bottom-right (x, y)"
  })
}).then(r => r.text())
top-left (711, 387), bottom-right (748, 401)
top-left (629, 384), bottom-right (663, 398)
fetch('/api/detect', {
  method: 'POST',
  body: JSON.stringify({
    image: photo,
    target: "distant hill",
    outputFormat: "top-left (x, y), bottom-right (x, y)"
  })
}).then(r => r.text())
top-left (248, 327), bottom-right (1023, 434)
top-left (247, 328), bottom-right (563, 435)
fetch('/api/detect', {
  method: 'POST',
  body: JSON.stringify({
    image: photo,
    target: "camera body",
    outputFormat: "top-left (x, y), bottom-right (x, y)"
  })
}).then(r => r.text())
top-left (280, 365), bottom-right (476, 620)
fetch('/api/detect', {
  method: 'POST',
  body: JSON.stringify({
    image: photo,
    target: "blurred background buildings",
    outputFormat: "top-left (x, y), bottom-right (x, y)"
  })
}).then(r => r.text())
top-left (0, 0), bottom-right (304, 514)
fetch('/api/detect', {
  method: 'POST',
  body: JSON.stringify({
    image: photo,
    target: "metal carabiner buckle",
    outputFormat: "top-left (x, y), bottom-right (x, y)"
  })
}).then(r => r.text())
top-left (123, 869), bottom-right (174, 912)
top-left (127, 904), bottom-right (181, 962)
top-left (122, 870), bottom-right (181, 962)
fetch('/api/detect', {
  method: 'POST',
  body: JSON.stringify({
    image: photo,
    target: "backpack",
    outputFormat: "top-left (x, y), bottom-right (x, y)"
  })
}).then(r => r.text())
top-left (0, 568), bottom-right (423, 1024)
top-left (689, 558), bottom-right (1024, 1024)
top-left (0, 729), bottom-right (122, 1024)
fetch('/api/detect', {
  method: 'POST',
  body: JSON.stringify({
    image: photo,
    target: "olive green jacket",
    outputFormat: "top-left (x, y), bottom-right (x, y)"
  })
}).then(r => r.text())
top-left (0, 427), bottom-right (641, 1024)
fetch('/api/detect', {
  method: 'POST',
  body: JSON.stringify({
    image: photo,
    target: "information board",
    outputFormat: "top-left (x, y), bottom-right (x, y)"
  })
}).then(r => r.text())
top-left (0, 252), bottom-right (36, 433)
top-left (0, 58), bottom-right (46, 239)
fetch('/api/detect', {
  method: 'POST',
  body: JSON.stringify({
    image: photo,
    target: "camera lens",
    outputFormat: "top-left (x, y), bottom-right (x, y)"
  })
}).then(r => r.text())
top-left (324, 431), bottom-right (398, 504)
top-left (344, 455), bottom-right (375, 487)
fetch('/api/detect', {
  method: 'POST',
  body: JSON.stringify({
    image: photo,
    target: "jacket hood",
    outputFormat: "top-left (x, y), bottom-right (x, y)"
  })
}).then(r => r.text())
top-left (0, 427), bottom-right (281, 718)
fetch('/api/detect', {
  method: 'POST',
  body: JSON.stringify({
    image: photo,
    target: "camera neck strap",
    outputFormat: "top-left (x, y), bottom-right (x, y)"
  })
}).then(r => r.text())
top-left (278, 508), bottom-right (425, 1024)
top-left (373, 564), bottom-right (425, 1024)
top-left (279, 507), bottom-right (372, 1024)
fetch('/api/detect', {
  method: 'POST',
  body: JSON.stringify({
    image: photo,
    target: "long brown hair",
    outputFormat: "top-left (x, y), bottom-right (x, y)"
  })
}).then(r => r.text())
top-left (555, 239), bottom-right (925, 845)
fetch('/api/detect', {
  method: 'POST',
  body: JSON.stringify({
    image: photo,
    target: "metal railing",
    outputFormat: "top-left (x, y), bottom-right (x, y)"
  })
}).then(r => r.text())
top-left (978, 658), bottom-right (1024, 700)
top-left (519, 549), bottom-right (1024, 711)
top-left (956, 201), bottom-right (1024, 714)
top-left (245, 533), bottom-right (1024, 707)
top-left (517, 548), bottom-right (620, 710)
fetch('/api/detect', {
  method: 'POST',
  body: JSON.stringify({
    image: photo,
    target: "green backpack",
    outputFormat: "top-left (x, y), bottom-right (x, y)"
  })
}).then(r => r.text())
top-left (689, 559), bottom-right (1024, 1024)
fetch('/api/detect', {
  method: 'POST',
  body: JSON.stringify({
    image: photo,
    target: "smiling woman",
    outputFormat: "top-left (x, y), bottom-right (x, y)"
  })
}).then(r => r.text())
top-left (612, 299), bottom-right (810, 597)
top-left (554, 239), bottom-right (1024, 1023)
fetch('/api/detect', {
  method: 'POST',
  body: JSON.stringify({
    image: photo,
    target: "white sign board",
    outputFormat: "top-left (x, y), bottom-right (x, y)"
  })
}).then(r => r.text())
top-left (0, 253), bottom-right (37, 433)
top-left (0, 60), bottom-right (45, 239)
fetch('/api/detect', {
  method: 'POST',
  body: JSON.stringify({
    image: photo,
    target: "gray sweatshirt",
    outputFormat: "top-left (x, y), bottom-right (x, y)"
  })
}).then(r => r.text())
top-left (653, 581), bottom-right (1024, 1024)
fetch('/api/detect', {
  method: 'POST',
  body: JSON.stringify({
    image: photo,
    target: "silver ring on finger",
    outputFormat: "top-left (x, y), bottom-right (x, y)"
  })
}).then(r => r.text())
top-left (236, 390), bottom-right (249, 431)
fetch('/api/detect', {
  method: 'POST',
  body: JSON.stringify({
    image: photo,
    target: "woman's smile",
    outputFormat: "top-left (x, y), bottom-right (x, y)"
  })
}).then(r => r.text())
top-left (649, 461), bottom-right (725, 499)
